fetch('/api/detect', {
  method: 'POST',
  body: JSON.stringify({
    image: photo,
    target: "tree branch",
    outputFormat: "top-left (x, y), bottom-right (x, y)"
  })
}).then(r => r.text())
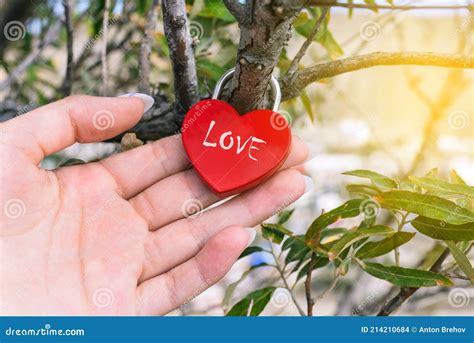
top-left (139, 0), bottom-right (160, 94)
top-left (304, 252), bottom-right (317, 316)
top-left (101, 0), bottom-right (111, 96)
top-left (162, 0), bottom-right (200, 116)
top-left (377, 248), bottom-right (450, 316)
top-left (281, 52), bottom-right (474, 100)
top-left (223, 0), bottom-right (305, 114)
top-left (60, 0), bottom-right (74, 96)
top-left (0, 20), bottom-right (61, 91)
top-left (223, 0), bottom-right (250, 24)
top-left (286, 7), bottom-right (328, 78)
top-left (308, 2), bottom-right (473, 11)
top-left (269, 242), bottom-right (306, 316)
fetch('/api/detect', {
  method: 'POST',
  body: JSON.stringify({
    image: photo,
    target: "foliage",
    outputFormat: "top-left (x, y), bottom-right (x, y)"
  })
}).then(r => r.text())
top-left (225, 169), bottom-right (473, 316)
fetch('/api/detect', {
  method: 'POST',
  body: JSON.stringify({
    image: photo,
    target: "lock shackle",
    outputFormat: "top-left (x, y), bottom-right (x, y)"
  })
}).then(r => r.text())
top-left (212, 67), bottom-right (281, 112)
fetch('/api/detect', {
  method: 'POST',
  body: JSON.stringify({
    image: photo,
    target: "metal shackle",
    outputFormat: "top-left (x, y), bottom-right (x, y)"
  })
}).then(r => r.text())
top-left (212, 67), bottom-right (282, 112)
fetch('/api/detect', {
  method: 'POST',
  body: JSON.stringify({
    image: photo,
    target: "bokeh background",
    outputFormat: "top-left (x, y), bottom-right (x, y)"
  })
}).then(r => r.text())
top-left (0, 0), bottom-right (472, 315)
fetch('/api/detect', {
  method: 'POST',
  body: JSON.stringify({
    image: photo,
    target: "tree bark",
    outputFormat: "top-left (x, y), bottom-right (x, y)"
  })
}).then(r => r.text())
top-left (162, 0), bottom-right (200, 116)
top-left (223, 0), bottom-right (305, 114)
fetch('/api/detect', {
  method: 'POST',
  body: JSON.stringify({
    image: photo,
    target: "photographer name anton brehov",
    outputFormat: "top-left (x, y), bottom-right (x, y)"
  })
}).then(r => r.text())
top-left (418, 326), bottom-right (466, 334)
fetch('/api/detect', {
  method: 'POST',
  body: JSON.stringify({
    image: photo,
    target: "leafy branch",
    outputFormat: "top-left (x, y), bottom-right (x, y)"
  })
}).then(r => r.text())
top-left (226, 168), bottom-right (473, 316)
top-left (281, 52), bottom-right (474, 100)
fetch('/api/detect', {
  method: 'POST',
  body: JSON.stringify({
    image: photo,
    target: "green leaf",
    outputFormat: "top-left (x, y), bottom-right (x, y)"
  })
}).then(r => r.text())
top-left (295, 9), bottom-right (343, 59)
top-left (361, 262), bottom-right (453, 287)
top-left (305, 199), bottom-right (364, 243)
top-left (223, 263), bottom-right (269, 310)
top-left (197, 0), bottom-right (235, 22)
top-left (226, 287), bottom-right (276, 316)
top-left (300, 91), bottom-right (315, 122)
top-left (282, 236), bottom-right (311, 265)
top-left (328, 226), bottom-right (394, 261)
top-left (419, 243), bottom-right (447, 270)
top-left (399, 180), bottom-right (422, 193)
top-left (456, 197), bottom-right (472, 211)
top-left (411, 216), bottom-right (474, 241)
top-left (409, 176), bottom-right (474, 198)
top-left (450, 170), bottom-right (467, 185)
top-left (315, 16), bottom-right (344, 59)
top-left (446, 241), bottom-right (474, 282)
top-left (375, 190), bottom-right (474, 225)
top-left (346, 184), bottom-right (380, 198)
top-left (277, 209), bottom-right (295, 225)
top-left (262, 224), bottom-right (292, 244)
top-left (348, 0), bottom-right (354, 17)
top-left (364, 0), bottom-right (378, 12)
top-left (425, 168), bottom-right (439, 179)
top-left (338, 255), bottom-right (352, 276)
top-left (239, 246), bottom-right (264, 259)
top-left (356, 232), bottom-right (415, 259)
top-left (343, 170), bottom-right (398, 190)
top-left (296, 256), bottom-right (330, 281)
top-left (321, 227), bottom-right (349, 241)
top-left (196, 59), bottom-right (226, 81)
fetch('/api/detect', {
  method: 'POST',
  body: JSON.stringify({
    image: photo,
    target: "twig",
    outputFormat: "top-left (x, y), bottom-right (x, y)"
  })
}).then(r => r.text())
top-left (304, 252), bottom-right (317, 316)
top-left (61, 0), bottom-right (74, 96)
top-left (286, 7), bottom-right (328, 78)
top-left (377, 248), bottom-right (451, 316)
top-left (162, 0), bottom-right (200, 116)
top-left (139, 0), bottom-right (160, 94)
top-left (269, 243), bottom-right (306, 316)
top-left (0, 21), bottom-right (61, 91)
top-left (394, 212), bottom-right (409, 266)
top-left (308, 2), bottom-right (473, 11)
top-left (282, 52), bottom-right (474, 100)
top-left (101, 0), bottom-right (111, 96)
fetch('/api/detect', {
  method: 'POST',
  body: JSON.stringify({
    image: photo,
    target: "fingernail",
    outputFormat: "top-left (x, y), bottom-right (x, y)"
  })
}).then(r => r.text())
top-left (303, 175), bottom-right (314, 194)
top-left (118, 93), bottom-right (155, 112)
top-left (243, 227), bottom-right (256, 247)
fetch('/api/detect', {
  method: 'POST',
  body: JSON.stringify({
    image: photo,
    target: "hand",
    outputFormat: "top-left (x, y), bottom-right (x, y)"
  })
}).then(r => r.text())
top-left (0, 95), bottom-right (310, 315)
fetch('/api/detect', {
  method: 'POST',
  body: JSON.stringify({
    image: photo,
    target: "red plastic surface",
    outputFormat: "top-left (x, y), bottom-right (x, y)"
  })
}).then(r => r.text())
top-left (181, 99), bottom-right (291, 197)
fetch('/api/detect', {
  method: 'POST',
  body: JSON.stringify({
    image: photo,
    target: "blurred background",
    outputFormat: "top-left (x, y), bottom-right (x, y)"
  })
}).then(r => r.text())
top-left (0, 0), bottom-right (472, 315)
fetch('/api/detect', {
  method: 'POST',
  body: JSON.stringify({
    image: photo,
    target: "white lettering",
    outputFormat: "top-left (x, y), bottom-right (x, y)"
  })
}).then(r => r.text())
top-left (201, 121), bottom-right (267, 161)
top-left (202, 120), bottom-right (217, 147)
top-left (248, 137), bottom-right (267, 161)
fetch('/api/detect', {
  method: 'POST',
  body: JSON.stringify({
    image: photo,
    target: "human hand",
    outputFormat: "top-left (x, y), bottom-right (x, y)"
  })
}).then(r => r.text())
top-left (0, 95), bottom-right (310, 315)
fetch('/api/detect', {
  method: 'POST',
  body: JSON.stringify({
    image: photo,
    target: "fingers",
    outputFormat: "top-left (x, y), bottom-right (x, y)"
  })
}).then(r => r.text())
top-left (100, 135), bottom-right (191, 199)
top-left (130, 135), bottom-right (308, 229)
top-left (0, 94), bottom-right (152, 165)
top-left (139, 169), bottom-right (310, 281)
top-left (136, 225), bottom-right (254, 315)
top-left (280, 136), bottom-right (309, 170)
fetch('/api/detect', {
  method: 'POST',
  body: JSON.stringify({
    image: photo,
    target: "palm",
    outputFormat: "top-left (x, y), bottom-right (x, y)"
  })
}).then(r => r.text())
top-left (0, 95), bottom-right (308, 315)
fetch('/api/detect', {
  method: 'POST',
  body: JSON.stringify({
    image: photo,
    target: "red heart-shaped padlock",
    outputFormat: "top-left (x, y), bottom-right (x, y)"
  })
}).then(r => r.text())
top-left (182, 99), bottom-right (291, 197)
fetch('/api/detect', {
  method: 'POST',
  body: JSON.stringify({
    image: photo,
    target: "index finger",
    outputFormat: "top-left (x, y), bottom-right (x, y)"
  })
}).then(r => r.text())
top-left (0, 94), bottom-right (154, 165)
